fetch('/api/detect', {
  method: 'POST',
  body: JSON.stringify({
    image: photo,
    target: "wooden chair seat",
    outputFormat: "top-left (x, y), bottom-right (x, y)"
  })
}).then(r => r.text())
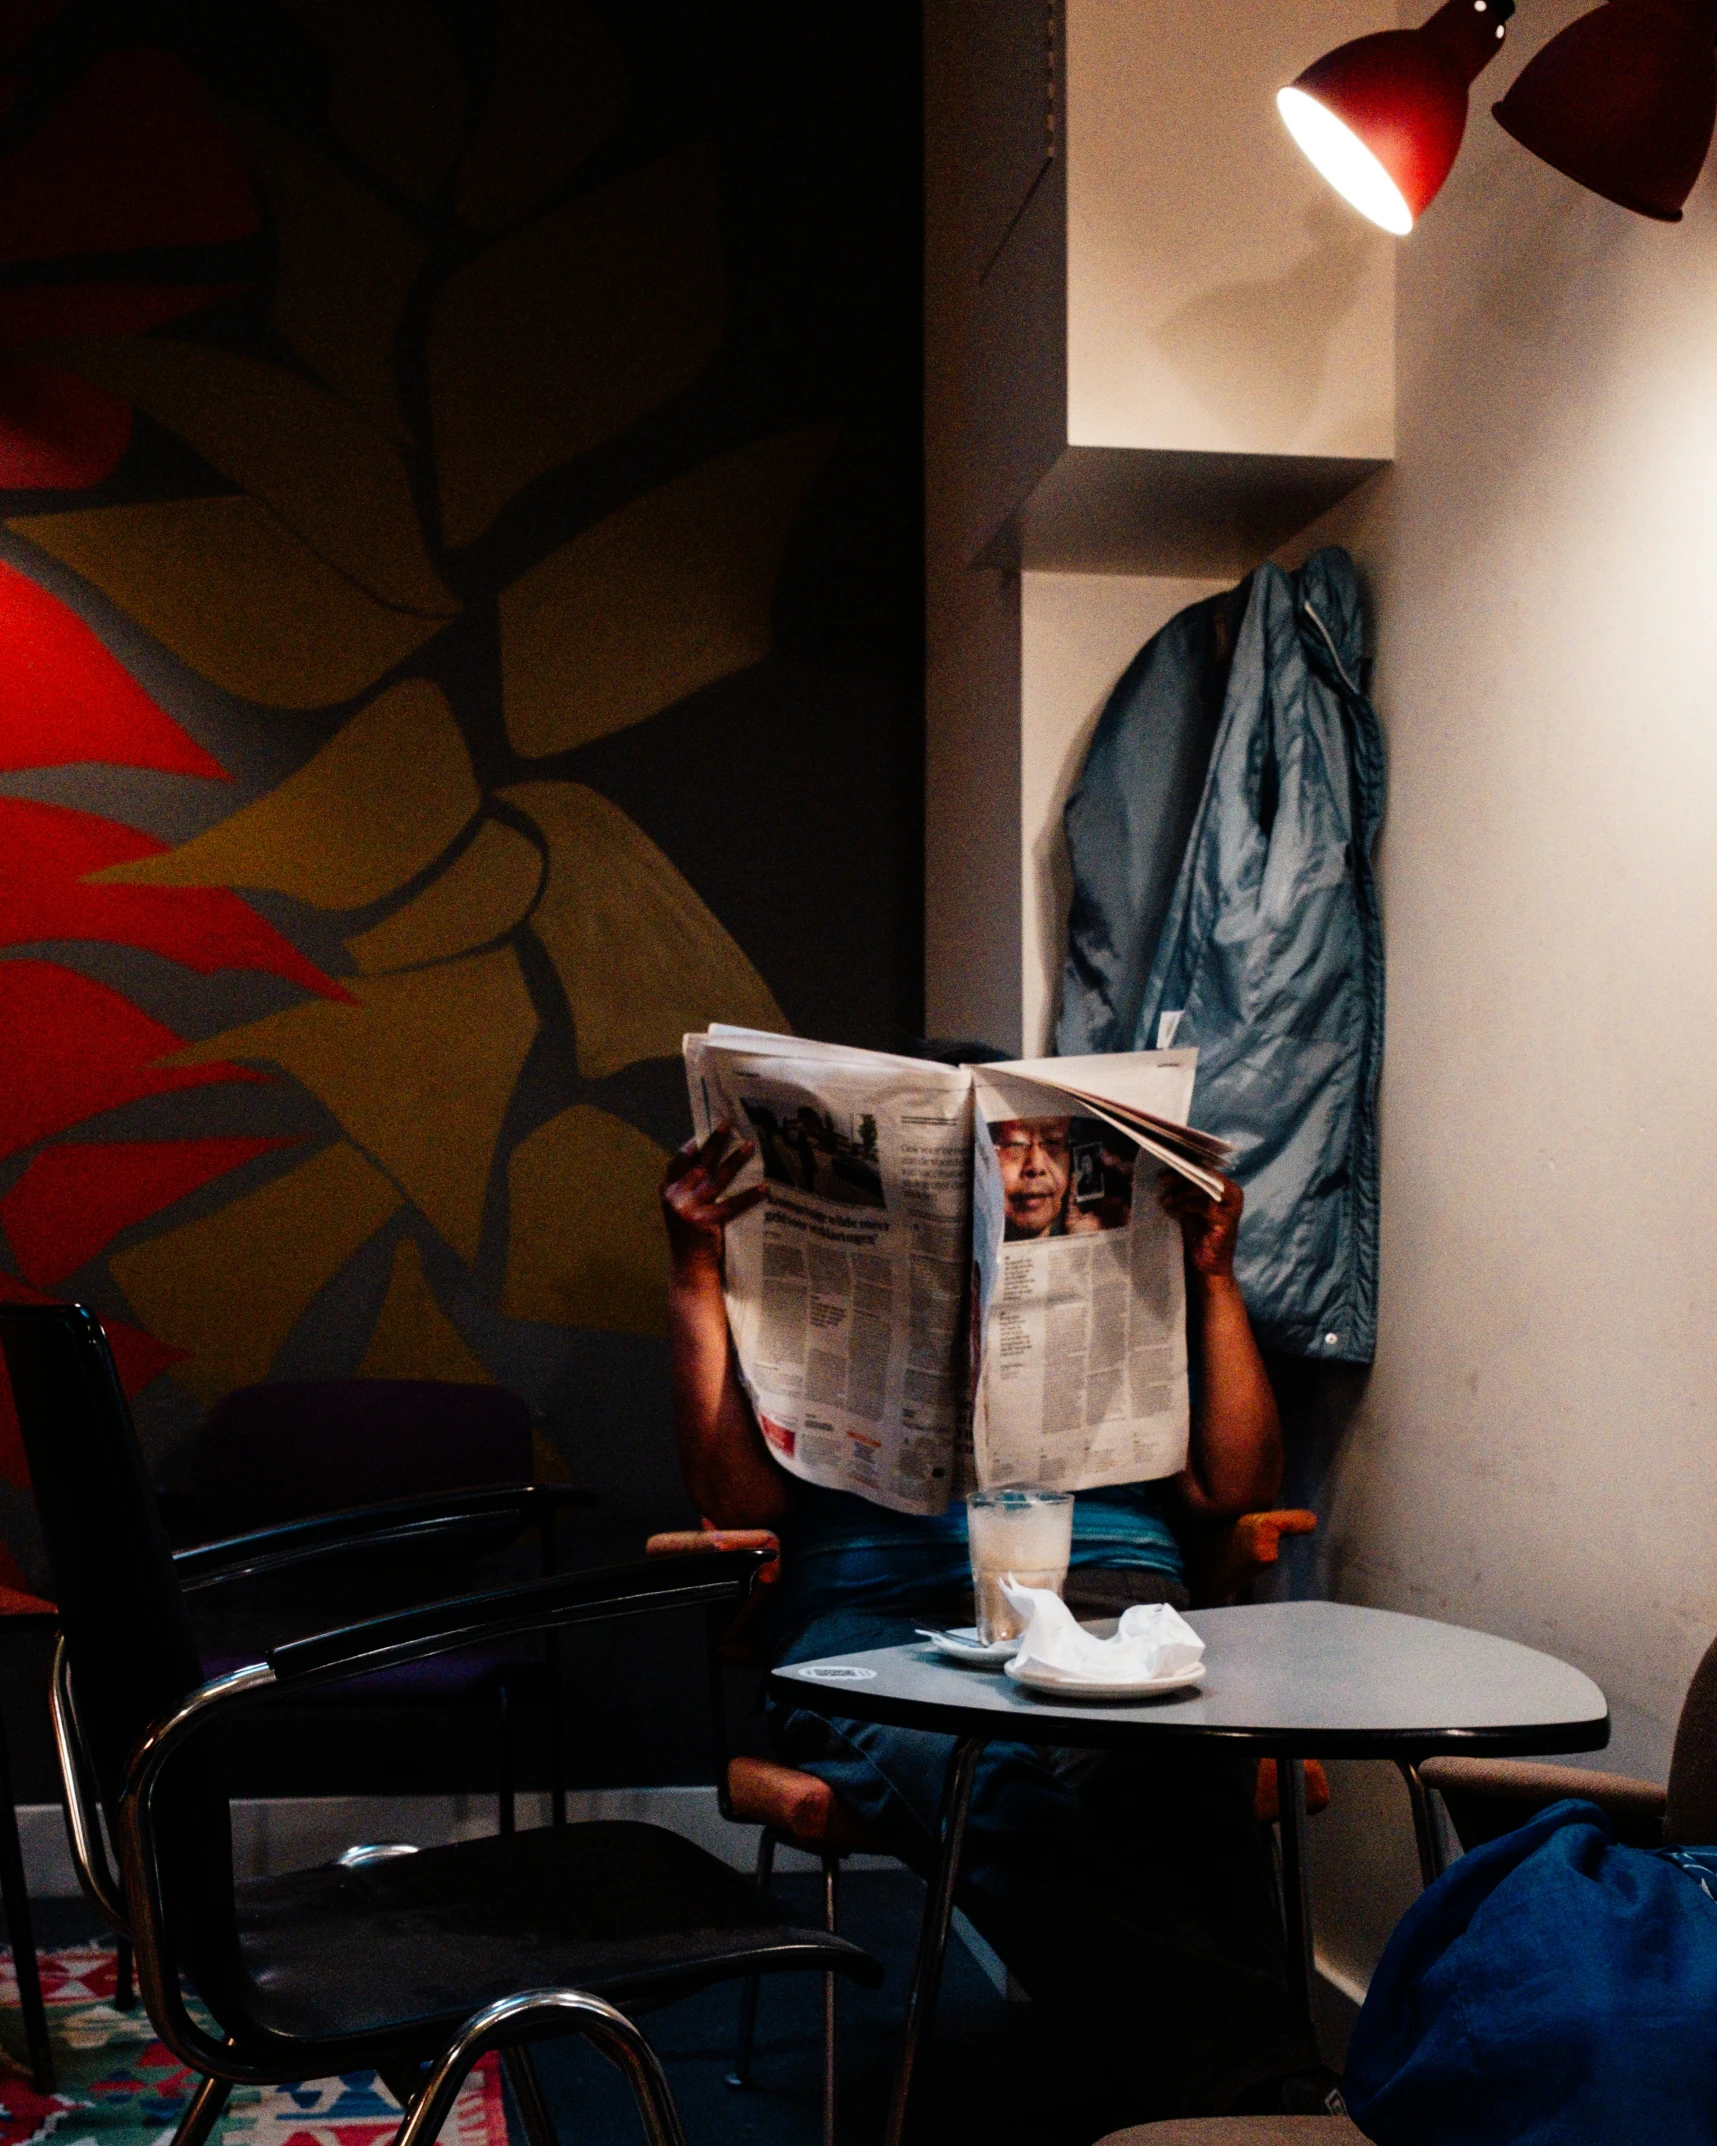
top-left (1253, 1757), bottom-right (1331, 1825)
top-left (726, 1755), bottom-right (886, 1853)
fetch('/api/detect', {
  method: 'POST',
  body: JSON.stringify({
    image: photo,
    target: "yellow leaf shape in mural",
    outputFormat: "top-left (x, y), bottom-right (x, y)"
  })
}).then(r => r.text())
top-left (171, 950), bottom-right (538, 1265)
top-left (280, 0), bottom-right (465, 200)
top-left (431, 145), bottom-right (724, 549)
top-left (223, 107), bottom-right (427, 445)
top-left (455, 0), bottom-right (627, 231)
top-left (358, 1235), bottom-right (490, 1381)
top-left (94, 680), bottom-right (478, 911)
top-left (501, 781), bottom-right (784, 1079)
top-left (10, 497), bottom-right (441, 709)
top-left (500, 430), bottom-right (831, 757)
top-left (111, 1141), bottom-right (401, 1404)
top-left (39, 339), bottom-right (456, 618)
top-left (347, 816), bottom-right (542, 973)
top-left (503, 1104), bottom-right (669, 1334)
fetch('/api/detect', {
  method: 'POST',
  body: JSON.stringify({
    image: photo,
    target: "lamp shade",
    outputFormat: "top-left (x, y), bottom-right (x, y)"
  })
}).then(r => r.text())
top-left (1278, 0), bottom-right (1514, 233)
top-left (1493, 0), bottom-right (1717, 222)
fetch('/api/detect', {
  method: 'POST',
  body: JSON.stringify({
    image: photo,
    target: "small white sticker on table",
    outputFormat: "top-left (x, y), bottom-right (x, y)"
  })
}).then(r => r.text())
top-left (791, 1664), bottom-right (878, 1683)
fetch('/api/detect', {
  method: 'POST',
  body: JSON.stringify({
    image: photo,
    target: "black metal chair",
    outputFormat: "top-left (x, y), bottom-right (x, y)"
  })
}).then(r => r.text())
top-left (0, 1582), bottom-right (56, 2088)
top-left (161, 1379), bottom-right (592, 1838)
top-left (0, 1302), bottom-right (881, 2146)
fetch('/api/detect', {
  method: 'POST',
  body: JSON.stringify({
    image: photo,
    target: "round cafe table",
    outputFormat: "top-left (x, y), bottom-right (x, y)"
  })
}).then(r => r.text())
top-left (770, 1599), bottom-right (1608, 2145)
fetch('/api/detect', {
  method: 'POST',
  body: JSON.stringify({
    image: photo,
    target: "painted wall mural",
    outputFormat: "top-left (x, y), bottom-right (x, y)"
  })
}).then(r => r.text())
top-left (0, 0), bottom-right (923, 1557)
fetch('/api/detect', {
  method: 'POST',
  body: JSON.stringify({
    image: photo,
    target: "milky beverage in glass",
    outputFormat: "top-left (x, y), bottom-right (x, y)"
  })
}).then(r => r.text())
top-left (966, 1489), bottom-right (1074, 1643)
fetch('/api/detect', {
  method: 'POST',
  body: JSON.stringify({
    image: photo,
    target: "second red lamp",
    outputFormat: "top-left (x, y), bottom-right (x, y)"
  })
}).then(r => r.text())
top-left (1279, 0), bottom-right (1717, 232)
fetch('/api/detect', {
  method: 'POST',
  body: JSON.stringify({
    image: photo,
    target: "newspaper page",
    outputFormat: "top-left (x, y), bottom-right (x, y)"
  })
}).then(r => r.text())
top-left (685, 1032), bottom-right (973, 1514)
top-left (969, 1053), bottom-right (1199, 1492)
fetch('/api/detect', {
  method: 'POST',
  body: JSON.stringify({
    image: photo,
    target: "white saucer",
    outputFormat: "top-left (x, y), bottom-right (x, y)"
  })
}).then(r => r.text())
top-left (922, 1626), bottom-right (1019, 1668)
top-left (1004, 1658), bottom-right (1207, 1702)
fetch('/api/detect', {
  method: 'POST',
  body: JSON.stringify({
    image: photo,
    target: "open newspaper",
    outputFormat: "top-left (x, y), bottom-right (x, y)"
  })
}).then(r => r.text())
top-left (682, 1030), bottom-right (1236, 1519)
top-left (685, 1027), bottom-right (1233, 1516)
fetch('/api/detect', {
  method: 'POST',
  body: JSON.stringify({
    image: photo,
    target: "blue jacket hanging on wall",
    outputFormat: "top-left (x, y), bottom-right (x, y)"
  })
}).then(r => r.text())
top-left (1056, 547), bottom-right (1384, 1364)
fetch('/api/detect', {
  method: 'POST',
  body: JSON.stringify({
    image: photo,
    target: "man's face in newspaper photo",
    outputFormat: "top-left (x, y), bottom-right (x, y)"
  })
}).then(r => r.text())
top-left (993, 1117), bottom-right (1072, 1239)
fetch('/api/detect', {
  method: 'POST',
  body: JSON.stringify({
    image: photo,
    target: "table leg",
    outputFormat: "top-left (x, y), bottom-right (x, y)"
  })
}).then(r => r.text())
top-left (884, 1733), bottom-right (983, 2146)
top-left (1398, 1759), bottom-right (1447, 1888)
top-left (1276, 1754), bottom-right (1317, 2041)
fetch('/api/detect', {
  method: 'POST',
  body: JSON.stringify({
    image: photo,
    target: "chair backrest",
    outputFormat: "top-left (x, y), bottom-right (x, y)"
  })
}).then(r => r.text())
top-left (1666, 1632), bottom-right (1717, 1843)
top-left (189, 1378), bottom-right (532, 1532)
top-left (0, 1303), bottom-right (243, 2009)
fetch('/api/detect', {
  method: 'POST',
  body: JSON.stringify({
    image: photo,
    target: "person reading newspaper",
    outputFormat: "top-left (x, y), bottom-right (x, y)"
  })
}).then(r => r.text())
top-left (683, 1027), bottom-right (1236, 1508)
top-left (660, 1058), bottom-right (1320, 2123)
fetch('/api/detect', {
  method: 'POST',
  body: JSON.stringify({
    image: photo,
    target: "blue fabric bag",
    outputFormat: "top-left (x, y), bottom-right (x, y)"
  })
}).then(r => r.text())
top-left (1346, 1799), bottom-right (1717, 2143)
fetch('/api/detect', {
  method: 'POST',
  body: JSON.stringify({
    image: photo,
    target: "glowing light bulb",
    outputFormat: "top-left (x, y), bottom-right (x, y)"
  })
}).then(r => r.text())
top-left (1276, 85), bottom-right (1415, 234)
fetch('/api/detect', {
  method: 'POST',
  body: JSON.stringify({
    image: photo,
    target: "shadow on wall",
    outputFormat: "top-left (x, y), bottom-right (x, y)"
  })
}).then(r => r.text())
top-left (1156, 201), bottom-right (1373, 442)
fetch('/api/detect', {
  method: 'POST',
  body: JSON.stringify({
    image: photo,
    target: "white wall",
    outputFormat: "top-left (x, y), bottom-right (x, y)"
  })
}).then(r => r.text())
top-left (1067, 0), bottom-right (1394, 460)
top-left (1290, 0), bottom-right (1717, 1989)
top-left (924, 0), bottom-right (1393, 1048)
top-left (1019, 573), bottom-right (1225, 1054)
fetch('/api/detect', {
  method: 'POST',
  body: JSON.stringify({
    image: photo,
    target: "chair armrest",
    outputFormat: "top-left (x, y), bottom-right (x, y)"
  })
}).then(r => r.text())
top-left (1189, 1509), bottom-right (1318, 1607)
top-left (647, 1527), bottom-right (780, 1577)
top-left (267, 1548), bottom-right (770, 1687)
top-left (647, 1527), bottom-right (780, 1671)
top-left (173, 1482), bottom-right (594, 1591)
top-left (1231, 1510), bottom-right (1318, 1563)
top-left (1421, 1755), bottom-right (1668, 1851)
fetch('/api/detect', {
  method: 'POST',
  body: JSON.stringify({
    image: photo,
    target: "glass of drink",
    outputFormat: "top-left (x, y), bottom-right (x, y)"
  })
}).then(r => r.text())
top-left (966, 1488), bottom-right (1074, 1644)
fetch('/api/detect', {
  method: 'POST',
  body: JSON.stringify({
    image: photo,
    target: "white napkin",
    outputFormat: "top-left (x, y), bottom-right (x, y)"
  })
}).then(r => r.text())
top-left (1002, 1583), bottom-right (1206, 1683)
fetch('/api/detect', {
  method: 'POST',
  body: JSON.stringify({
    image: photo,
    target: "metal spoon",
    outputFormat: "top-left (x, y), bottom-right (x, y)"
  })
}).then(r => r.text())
top-left (916, 1626), bottom-right (988, 1649)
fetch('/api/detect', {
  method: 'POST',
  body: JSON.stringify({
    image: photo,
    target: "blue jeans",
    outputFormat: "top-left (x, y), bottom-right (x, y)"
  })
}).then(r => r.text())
top-left (770, 1602), bottom-right (1315, 2120)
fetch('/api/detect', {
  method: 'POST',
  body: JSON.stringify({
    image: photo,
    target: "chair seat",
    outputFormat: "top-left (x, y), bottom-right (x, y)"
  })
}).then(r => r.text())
top-left (726, 1755), bottom-right (886, 1853)
top-left (1098, 2120), bottom-right (1365, 2143)
top-left (1253, 1757), bottom-right (1331, 1825)
top-left (228, 1820), bottom-right (880, 2065)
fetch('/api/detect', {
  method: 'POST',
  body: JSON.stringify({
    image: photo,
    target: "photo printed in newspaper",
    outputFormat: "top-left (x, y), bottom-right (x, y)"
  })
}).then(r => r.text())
top-left (686, 1032), bottom-right (973, 1514)
top-left (969, 1057), bottom-right (1197, 1492)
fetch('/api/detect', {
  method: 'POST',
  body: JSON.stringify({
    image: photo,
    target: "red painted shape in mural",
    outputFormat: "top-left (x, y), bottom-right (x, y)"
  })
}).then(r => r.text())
top-left (0, 50), bottom-right (256, 272)
top-left (0, 798), bottom-right (348, 999)
top-left (103, 1317), bottom-right (185, 1397)
top-left (0, 559), bottom-right (227, 777)
top-left (0, 960), bottom-right (265, 1164)
top-left (0, 357), bottom-right (130, 486)
top-left (1, 1134), bottom-right (293, 1287)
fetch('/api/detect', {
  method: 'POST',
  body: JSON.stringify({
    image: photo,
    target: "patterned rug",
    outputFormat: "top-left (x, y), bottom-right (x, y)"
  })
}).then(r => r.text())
top-left (0, 1951), bottom-right (510, 2146)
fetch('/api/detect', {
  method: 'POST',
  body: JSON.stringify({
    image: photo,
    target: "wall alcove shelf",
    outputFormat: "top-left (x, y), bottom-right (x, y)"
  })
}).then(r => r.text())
top-left (972, 445), bottom-right (1387, 580)
top-left (926, 0), bottom-right (1396, 1048)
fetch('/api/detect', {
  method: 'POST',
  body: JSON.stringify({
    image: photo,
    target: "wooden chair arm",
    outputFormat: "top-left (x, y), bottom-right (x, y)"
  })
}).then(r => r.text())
top-left (646, 1527), bottom-right (780, 1579)
top-left (1189, 1508), bottom-right (1317, 1607)
top-left (646, 1525), bottom-right (779, 1666)
top-left (1421, 1755), bottom-right (1667, 1851)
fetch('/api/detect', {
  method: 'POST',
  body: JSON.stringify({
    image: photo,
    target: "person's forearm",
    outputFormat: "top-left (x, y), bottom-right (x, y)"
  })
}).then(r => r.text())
top-left (1183, 1271), bottom-right (1281, 1517)
top-left (668, 1260), bottom-right (791, 1527)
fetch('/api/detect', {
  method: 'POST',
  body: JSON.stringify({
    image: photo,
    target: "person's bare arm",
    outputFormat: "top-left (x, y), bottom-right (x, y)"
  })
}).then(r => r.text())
top-left (1160, 1174), bottom-right (1282, 1519)
top-left (661, 1126), bottom-right (792, 1528)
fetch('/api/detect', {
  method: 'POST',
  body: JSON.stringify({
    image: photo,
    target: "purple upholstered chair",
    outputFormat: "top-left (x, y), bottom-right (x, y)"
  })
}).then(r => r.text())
top-left (169, 1380), bottom-right (590, 1832)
